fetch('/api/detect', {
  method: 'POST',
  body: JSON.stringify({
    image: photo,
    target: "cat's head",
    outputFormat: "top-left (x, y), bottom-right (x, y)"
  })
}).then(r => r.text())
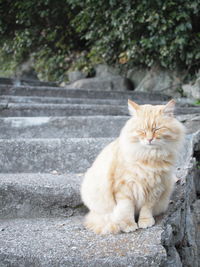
top-left (122, 99), bottom-right (185, 149)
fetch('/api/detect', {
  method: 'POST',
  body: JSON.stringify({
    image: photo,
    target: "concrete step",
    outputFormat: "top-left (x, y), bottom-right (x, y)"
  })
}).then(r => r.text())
top-left (0, 103), bottom-right (128, 117)
top-left (0, 216), bottom-right (166, 267)
top-left (0, 138), bottom-right (112, 173)
top-left (0, 133), bottom-right (198, 267)
top-left (1, 102), bottom-right (200, 117)
top-left (0, 113), bottom-right (199, 173)
top-left (0, 132), bottom-right (196, 219)
top-left (0, 173), bottom-right (84, 218)
top-left (0, 95), bottom-right (168, 105)
top-left (0, 133), bottom-right (199, 267)
top-left (0, 116), bottom-right (127, 138)
top-left (0, 114), bottom-right (199, 139)
top-left (0, 85), bottom-right (170, 100)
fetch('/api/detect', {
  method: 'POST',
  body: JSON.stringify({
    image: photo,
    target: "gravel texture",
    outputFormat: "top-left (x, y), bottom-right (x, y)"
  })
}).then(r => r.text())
top-left (0, 216), bottom-right (166, 267)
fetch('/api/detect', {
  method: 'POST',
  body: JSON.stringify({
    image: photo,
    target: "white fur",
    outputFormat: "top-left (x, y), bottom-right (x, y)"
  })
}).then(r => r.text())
top-left (81, 102), bottom-right (185, 234)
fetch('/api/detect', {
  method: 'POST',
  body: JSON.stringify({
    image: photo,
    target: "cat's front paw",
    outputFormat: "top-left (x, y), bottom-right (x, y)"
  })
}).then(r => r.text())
top-left (86, 221), bottom-right (120, 235)
top-left (100, 222), bottom-right (121, 235)
top-left (138, 217), bottom-right (155, 229)
top-left (119, 220), bottom-right (138, 233)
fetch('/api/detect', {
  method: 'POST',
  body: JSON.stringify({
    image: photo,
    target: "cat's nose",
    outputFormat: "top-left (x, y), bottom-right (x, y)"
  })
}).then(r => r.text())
top-left (147, 138), bottom-right (153, 144)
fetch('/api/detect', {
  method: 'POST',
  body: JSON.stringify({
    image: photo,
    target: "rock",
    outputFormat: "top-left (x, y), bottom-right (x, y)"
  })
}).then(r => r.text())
top-left (179, 114), bottom-right (200, 134)
top-left (95, 64), bottom-right (119, 77)
top-left (182, 78), bottom-right (200, 100)
top-left (135, 65), bottom-right (182, 96)
top-left (68, 71), bottom-right (87, 82)
top-left (14, 57), bottom-right (39, 81)
top-left (66, 64), bottom-right (133, 91)
top-left (127, 67), bottom-right (148, 88)
top-left (66, 76), bottom-right (134, 91)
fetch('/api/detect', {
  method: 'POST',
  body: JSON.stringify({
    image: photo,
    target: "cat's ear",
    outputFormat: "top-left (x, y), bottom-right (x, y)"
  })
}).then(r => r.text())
top-left (163, 99), bottom-right (176, 117)
top-left (128, 99), bottom-right (140, 116)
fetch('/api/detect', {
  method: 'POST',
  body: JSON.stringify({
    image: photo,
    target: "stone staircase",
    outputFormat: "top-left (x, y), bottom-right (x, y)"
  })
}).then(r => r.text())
top-left (0, 81), bottom-right (199, 266)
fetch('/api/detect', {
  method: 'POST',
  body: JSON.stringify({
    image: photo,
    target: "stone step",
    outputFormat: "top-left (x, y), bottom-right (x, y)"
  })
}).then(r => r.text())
top-left (0, 116), bottom-right (128, 138)
top-left (0, 133), bottom-right (199, 266)
top-left (0, 138), bottom-right (112, 173)
top-left (0, 85), bottom-right (170, 100)
top-left (0, 173), bottom-right (83, 218)
top-left (0, 103), bottom-right (128, 117)
top-left (0, 114), bottom-right (199, 173)
top-left (0, 216), bottom-right (166, 267)
top-left (1, 102), bottom-right (200, 117)
top-left (0, 114), bottom-right (199, 139)
top-left (0, 132), bottom-right (196, 219)
top-left (0, 95), bottom-right (167, 105)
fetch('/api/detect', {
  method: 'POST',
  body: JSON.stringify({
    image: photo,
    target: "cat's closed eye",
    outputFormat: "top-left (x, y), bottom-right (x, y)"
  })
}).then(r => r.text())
top-left (138, 127), bottom-right (163, 134)
top-left (152, 127), bottom-right (165, 132)
top-left (136, 129), bottom-right (146, 136)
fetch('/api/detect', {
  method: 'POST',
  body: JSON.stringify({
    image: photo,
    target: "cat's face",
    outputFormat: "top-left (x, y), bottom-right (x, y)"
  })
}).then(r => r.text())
top-left (127, 99), bottom-right (184, 148)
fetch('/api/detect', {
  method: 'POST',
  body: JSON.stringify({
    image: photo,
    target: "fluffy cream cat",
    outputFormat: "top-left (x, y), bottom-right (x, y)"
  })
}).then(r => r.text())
top-left (81, 99), bottom-right (185, 234)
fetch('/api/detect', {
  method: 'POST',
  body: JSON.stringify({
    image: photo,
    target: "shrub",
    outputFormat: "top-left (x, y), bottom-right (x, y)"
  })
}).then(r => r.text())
top-left (0, 0), bottom-right (84, 80)
top-left (71, 0), bottom-right (200, 73)
top-left (0, 0), bottom-right (200, 80)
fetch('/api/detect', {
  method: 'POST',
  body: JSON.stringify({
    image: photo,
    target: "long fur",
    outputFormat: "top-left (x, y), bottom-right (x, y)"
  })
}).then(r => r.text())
top-left (81, 100), bottom-right (185, 234)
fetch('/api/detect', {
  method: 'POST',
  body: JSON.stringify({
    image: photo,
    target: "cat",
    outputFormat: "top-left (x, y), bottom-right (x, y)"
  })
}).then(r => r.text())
top-left (81, 99), bottom-right (185, 234)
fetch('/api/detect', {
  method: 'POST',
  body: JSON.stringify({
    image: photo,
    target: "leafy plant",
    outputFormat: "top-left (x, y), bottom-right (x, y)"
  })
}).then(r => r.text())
top-left (0, 0), bottom-right (200, 81)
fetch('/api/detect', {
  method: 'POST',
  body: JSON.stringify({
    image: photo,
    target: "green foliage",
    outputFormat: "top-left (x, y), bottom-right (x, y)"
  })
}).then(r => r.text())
top-left (33, 49), bottom-right (100, 81)
top-left (0, 0), bottom-right (200, 80)
top-left (71, 0), bottom-right (200, 72)
top-left (0, 50), bottom-right (18, 77)
top-left (196, 161), bottom-right (200, 169)
top-left (33, 48), bottom-right (70, 82)
top-left (0, 0), bottom-right (84, 80)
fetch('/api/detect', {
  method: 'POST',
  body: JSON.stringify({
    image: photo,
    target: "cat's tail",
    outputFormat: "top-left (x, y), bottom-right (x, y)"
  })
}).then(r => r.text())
top-left (84, 211), bottom-right (120, 235)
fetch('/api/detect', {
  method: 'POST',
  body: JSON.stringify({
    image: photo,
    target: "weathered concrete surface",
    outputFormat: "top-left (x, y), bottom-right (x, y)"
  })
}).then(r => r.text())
top-left (0, 136), bottom-right (193, 220)
top-left (0, 78), bottom-right (199, 267)
top-left (0, 95), bottom-right (126, 105)
top-left (0, 173), bottom-right (83, 218)
top-left (160, 131), bottom-right (200, 267)
top-left (0, 95), bottom-right (168, 105)
top-left (1, 103), bottom-right (200, 117)
top-left (0, 103), bottom-right (128, 117)
top-left (0, 116), bottom-right (127, 138)
top-left (0, 131), bottom-right (198, 221)
top-left (0, 114), bottom-right (199, 139)
top-left (0, 216), bottom-right (166, 267)
top-left (0, 138), bottom-right (112, 173)
top-left (0, 113), bottom-right (199, 172)
top-left (0, 131), bottom-right (199, 267)
top-left (0, 85), bottom-right (170, 100)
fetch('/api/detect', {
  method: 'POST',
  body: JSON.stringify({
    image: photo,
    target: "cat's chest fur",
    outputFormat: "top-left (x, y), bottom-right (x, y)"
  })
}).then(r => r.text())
top-left (113, 144), bottom-right (173, 208)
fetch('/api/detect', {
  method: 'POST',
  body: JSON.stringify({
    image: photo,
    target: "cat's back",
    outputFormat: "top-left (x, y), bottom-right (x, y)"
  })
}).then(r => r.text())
top-left (87, 137), bottom-right (119, 171)
top-left (81, 138), bottom-right (119, 212)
